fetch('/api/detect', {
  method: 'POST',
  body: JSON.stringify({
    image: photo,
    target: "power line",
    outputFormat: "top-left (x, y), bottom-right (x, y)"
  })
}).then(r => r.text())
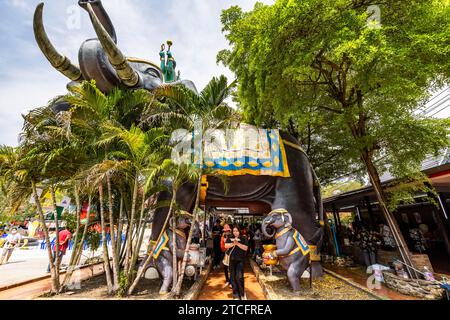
top-left (430, 103), bottom-right (450, 117)
top-left (423, 93), bottom-right (450, 115)
top-left (418, 87), bottom-right (450, 115)
top-left (424, 87), bottom-right (449, 106)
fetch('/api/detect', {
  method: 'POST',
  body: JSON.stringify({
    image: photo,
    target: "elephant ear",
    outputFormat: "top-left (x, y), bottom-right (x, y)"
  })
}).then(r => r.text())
top-left (284, 213), bottom-right (293, 226)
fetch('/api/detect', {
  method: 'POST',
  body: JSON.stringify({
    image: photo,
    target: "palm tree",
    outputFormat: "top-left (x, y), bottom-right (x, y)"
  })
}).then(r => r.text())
top-left (142, 75), bottom-right (238, 297)
top-left (0, 141), bottom-right (63, 293)
top-left (94, 121), bottom-right (170, 292)
top-left (19, 99), bottom-right (91, 293)
top-left (65, 80), bottom-right (157, 294)
top-left (127, 160), bottom-right (201, 295)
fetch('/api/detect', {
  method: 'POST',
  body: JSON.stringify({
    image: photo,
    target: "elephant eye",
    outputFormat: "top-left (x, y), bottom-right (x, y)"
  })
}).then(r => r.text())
top-left (145, 68), bottom-right (159, 78)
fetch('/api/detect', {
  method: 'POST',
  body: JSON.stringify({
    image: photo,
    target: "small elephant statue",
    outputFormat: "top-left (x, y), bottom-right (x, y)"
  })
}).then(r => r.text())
top-left (261, 209), bottom-right (311, 292)
top-left (147, 213), bottom-right (200, 294)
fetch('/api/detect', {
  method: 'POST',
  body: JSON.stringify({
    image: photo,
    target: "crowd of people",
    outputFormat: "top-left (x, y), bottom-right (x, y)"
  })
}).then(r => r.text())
top-left (0, 223), bottom-right (72, 272)
top-left (210, 219), bottom-right (266, 300)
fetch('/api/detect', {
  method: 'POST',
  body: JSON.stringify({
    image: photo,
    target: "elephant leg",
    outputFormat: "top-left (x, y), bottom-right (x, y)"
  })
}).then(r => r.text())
top-left (286, 255), bottom-right (310, 292)
top-left (155, 255), bottom-right (173, 294)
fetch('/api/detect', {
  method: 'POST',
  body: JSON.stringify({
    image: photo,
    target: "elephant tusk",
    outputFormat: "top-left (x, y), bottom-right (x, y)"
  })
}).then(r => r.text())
top-left (33, 3), bottom-right (83, 81)
top-left (85, 3), bottom-right (139, 87)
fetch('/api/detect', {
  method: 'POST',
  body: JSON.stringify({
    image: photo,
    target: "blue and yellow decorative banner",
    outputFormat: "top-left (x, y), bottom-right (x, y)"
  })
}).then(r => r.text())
top-left (293, 230), bottom-right (310, 256)
top-left (197, 124), bottom-right (290, 177)
top-left (152, 231), bottom-right (170, 259)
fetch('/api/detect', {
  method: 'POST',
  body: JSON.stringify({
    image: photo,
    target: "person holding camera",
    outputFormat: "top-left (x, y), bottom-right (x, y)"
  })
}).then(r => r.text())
top-left (225, 226), bottom-right (248, 300)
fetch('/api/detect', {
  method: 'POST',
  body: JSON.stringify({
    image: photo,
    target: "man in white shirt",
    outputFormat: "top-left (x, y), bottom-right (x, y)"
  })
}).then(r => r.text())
top-left (0, 227), bottom-right (22, 265)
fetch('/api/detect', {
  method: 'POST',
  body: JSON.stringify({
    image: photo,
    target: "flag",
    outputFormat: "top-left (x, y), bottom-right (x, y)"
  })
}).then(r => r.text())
top-left (59, 196), bottom-right (71, 209)
top-left (29, 188), bottom-right (43, 204)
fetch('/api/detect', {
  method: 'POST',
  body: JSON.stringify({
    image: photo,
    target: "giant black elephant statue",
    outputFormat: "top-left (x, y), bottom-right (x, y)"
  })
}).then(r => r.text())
top-left (151, 133), bottom-right (325, 278)
top-left (33, 0), bottom-right (325, 282)
top-left (33, 0), bottom-right (197, 113)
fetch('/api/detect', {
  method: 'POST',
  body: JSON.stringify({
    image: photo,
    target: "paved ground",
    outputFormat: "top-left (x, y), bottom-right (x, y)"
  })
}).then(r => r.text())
top-left (0, 263), bottom-right (105, 300)
top-left (197, 261), bottom-right (266, 300)
top-left (0, 248), bottom-right (102, 288)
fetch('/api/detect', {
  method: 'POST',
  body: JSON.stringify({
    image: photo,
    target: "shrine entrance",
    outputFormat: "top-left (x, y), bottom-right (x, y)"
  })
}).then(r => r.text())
top-left (195, 201), bottom-right (270, 300)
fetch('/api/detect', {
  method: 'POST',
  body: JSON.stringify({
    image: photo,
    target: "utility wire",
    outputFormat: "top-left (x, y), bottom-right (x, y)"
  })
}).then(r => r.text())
top-left (424, 94), bottom-right (450, 115)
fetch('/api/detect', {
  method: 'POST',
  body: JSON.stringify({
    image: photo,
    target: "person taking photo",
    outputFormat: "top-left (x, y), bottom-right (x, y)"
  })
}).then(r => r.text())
top-left (225, 226), bottom-right (248, 300)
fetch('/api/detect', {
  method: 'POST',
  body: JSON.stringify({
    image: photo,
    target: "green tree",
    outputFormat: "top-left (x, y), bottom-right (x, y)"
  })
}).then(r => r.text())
top-left (218, 0), bottom-right (450, 276)
top-left (65, 80), bottom-right (166, 294)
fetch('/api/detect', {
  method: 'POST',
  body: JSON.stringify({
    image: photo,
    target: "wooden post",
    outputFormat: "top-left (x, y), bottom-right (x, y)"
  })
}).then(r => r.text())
top-left (355, 205), bottom-right (362, 222)
top-left (201, 209), bottom-right (207, 247)
top-left (433, 193), bottom-right (450, 257)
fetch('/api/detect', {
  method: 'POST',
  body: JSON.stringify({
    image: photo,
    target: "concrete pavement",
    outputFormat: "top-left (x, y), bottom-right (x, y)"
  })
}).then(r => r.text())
top-left (0, 248), bottom-right (102, 289)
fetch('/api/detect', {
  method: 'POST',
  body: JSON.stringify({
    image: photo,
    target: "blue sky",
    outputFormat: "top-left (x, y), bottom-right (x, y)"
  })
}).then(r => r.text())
top-left (0, 0), bottom-right (448, 147)
top-left (0, 0), bottom-right (273, 146)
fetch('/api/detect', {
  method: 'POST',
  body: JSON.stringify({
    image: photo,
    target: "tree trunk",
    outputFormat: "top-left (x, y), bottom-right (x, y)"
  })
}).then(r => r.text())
top-left (361, 152), bottom-right (418, 278)
top-left (32, 181), bottom-right (59, 293)
top-left (172, 175), bottom-right (202, 297)
top-left (127, 190), bottom-right (177, 295)
top-left (60, 186), bottom-right (81, 292)
top-left (172, 132), bottom-right (205, 298)
top-left (50, 185), bottom-right (61, 276)
top-left (171, 206), bottom-right (178, 291)
top-left (107, 175), bottom-right (119, 290)
top-left (119, 204), bottom-right (130, 267)
top-left (75, 195), bottom-right (92, 266)
top-left (125, 176), bottom-right (139, 273)
top-left (99, 182), bottom-right (113, 294)
top-left (69, 186), bottom-right (81, 266)
top-left (128, 188), bottom-right (148, 284)
top-left (116, 196), bottom-right (124, 259)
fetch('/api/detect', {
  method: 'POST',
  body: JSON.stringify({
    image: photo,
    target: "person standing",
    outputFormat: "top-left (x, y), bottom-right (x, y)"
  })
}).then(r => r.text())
top-left (47, 226), bottom-right (72, 273)
top-left (253, 224), bottom-right (263, 259)
top-left (0, 227), bottom-right (22, 265)
top-left (225, 226), bottom-right (248, 300)
top-left (220, 224), bottom-right (232, 288)
top-left (212, 219), bottom-right (223, 269)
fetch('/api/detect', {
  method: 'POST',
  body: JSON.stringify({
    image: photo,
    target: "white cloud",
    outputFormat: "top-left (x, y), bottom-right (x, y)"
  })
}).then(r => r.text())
top-left (0, 0), bottom-right (274, 147)
top-left (1, 0), bottom-right (445, 150)
top-left (0, 67), bottom-right (68, 146)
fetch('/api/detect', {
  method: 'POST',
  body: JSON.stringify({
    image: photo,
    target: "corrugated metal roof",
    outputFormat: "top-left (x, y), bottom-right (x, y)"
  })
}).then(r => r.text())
top-left (379, 148), bottom-right (449, 183)
top-left (324, 148), bottom-right (450, 204)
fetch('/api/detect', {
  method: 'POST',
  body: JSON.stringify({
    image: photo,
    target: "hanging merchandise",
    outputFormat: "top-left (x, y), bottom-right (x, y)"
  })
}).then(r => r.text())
top-left (413, 212), bottom-right (422, 224)
top-left (330, 220), bottom-right (340, 256)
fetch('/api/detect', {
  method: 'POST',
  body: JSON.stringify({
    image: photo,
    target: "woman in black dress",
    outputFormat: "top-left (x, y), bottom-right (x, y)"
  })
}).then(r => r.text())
top-left (225, 226), bottom-right (248, 300)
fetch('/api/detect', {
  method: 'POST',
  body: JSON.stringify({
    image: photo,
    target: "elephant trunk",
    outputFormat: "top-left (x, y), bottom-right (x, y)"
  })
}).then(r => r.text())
top-left (78, 0), bottom-right (117, 43)
top-left (261, 219), bottom-right (275, 238)
top-left (85, 3), bottom-right (139, 87)
top-left (33, 3), bottom-right (82, 81)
